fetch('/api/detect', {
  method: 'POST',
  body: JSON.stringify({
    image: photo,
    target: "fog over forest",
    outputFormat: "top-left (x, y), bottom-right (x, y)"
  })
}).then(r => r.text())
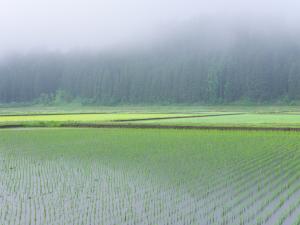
top-left (1, 0), bottom-right (300, 104)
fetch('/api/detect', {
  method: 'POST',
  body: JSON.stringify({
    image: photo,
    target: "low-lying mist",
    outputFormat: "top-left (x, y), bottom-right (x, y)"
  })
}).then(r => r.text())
top-left (1, 1), bottom-right (300, 105)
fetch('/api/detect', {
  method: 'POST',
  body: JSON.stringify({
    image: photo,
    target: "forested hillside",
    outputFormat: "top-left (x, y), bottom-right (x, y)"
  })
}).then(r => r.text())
top-left (1, 22), bottom-right (300, 105)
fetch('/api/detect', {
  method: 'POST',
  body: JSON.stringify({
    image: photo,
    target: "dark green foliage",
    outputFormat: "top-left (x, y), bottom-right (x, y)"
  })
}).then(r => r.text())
top-left (35, 93), bottom-right (53, 105)
top-left (1, 28), bottom-right (300, 105)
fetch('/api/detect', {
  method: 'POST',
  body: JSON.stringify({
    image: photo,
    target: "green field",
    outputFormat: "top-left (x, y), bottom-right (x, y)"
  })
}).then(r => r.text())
top-left (0, 113), bottom-right (194, 123)
top-left (1, 106), bottom-right (300, 224)
top-left (0, 128), bottom-right (300, 224)
top-left (1, 105), bottom-right (300, 115)
top-left (1, 106), bottom-right (300, 129)
top-left (129, 113), bottom-right (300, 128)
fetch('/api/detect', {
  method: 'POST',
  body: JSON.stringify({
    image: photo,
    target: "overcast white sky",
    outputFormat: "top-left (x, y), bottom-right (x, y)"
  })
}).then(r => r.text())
top-left (0, 0), bottom-right (299, 54)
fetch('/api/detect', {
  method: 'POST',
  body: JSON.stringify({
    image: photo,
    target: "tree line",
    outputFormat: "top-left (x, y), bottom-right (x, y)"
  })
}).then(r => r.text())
top-left (1, 26), bottom-right (300, 105)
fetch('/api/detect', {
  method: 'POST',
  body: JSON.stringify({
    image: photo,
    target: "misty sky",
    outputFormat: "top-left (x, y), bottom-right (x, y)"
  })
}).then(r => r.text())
top-left (0, 0), bottom-right (300, 54)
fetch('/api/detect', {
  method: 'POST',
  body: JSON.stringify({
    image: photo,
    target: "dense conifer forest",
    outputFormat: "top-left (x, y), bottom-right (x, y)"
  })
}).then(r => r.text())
top-left (1, 23), bottom-right (300, 105)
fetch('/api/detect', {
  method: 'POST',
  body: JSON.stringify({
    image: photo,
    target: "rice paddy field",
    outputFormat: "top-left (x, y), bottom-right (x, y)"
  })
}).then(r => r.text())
top-left (129, 113), bottom-right (300, 128)
top-left (1, 106), bottom-right (300, 129)
top-left (0, 113), bottom-right (195, 124)
top-left (1, 106), bottom-right (300, 224)
top-left (0, 128), bottom-right (300, 224)
top-left (0, 113), bottom-right (241, 129)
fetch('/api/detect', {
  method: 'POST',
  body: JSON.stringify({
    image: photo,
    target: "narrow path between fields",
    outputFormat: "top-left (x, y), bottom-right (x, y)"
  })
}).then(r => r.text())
top-left (1, 123), bottom-right (300, 132)
top-left (112, 113), bottom-right (244, 122)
